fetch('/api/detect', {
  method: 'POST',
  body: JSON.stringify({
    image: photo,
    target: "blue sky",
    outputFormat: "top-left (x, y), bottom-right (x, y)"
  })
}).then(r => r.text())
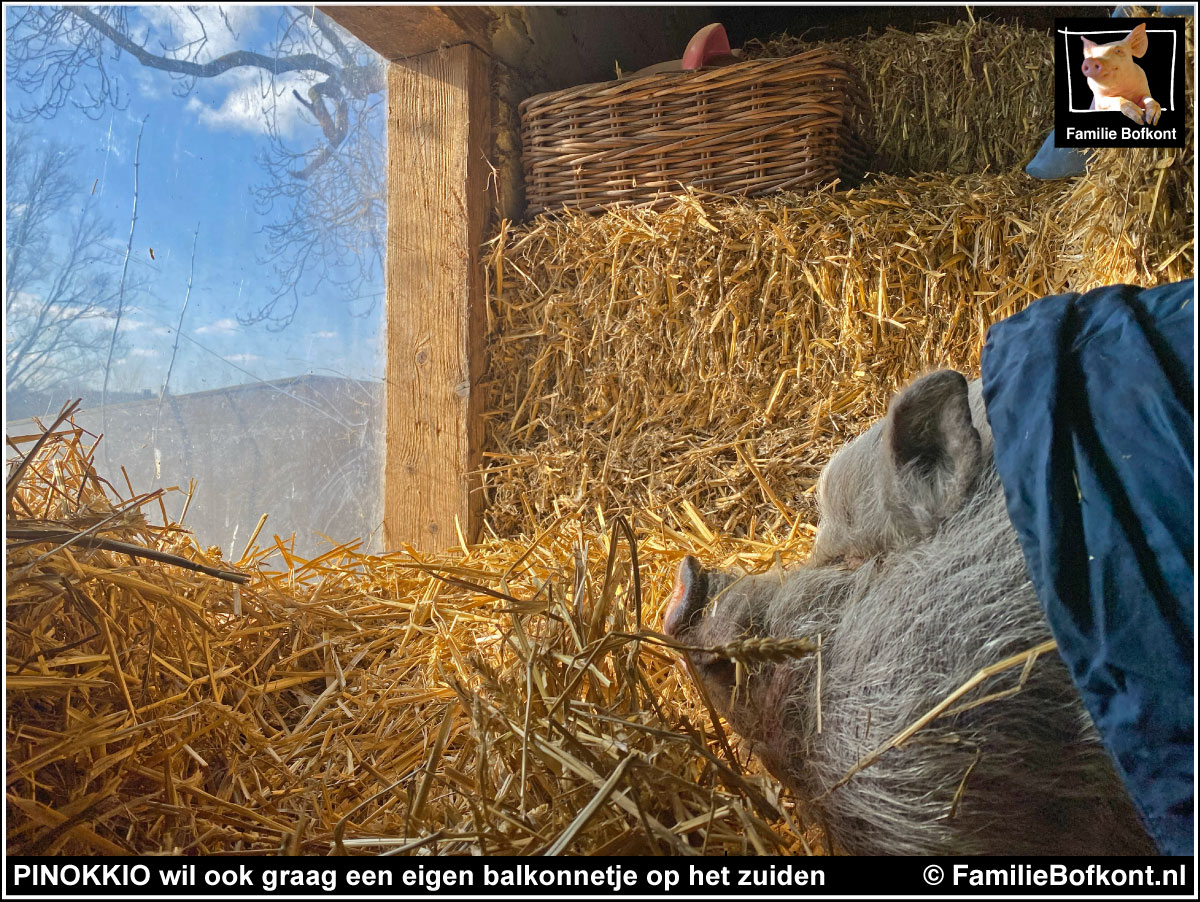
top-left (5, 5), bottom-right (386, 399)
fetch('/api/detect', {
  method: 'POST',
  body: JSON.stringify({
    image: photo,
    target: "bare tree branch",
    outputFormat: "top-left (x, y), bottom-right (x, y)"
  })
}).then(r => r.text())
top-left (159, 224), bottom-right (200, 403)
top-left (101, 114), bottom-right (147, 417)
top-left (5, 128), bottom-right (131, 401)
top-left (70, 7), bottom-right (342, 82)
top-left (6, 6), bottom-right (386, 330)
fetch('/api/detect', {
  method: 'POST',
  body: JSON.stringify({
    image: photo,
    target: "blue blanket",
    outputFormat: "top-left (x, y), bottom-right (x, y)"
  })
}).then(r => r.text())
top-left (982, 279), bottom-right (1194, 856)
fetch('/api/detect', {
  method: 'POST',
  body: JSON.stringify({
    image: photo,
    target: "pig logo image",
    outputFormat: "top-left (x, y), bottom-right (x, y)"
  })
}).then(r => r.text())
top-left (1080, 24), bottom-right (1161, 125)
top-left (1055, 16), bottom-right (1185, 149)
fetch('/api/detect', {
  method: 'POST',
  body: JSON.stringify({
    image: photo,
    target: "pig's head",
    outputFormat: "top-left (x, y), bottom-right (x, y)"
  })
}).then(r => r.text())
top-left (662, 550), bottom-right (857, 751)
top-left (809, 369), bottom-right (989, 566)
top-left (662, 370), bottom-right (991, 737)
top-left (1080, 24), bottom-right (1148, 90)
top-left (660, 370), bottom-right (1156, 855)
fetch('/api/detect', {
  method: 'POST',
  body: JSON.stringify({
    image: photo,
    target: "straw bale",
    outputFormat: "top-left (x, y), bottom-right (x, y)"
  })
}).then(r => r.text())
top-left (6, 422), bottom-right (816, 855)
top-left (481, 12), bottom-right (1192, 541)
top-left (743, 17), bottom-right (1055, 175)
top-left (480, 143), bottom-right (1192, 541)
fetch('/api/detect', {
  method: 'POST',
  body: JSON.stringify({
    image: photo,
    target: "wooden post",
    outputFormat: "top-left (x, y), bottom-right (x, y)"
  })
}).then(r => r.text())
top-left (386, 44), bottom-right (490, 551)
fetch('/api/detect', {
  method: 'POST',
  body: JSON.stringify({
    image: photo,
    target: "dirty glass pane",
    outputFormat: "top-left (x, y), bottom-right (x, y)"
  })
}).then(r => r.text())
top-left (5, 5), bottom-right (386, 555)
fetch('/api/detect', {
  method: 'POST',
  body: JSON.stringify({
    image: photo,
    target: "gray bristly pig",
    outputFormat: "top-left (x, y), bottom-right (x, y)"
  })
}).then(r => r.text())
top-left (1081, 23), bottom-right (1162, 125)
top-left (663, 370), bottom-right (1156, 856)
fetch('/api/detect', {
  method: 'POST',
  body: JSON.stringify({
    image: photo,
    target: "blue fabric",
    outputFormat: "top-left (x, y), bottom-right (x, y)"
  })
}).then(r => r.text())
top-left (981, 280), bottom-right (1194, 856)
top-left (1026, 130), bottom-right (1092, 179)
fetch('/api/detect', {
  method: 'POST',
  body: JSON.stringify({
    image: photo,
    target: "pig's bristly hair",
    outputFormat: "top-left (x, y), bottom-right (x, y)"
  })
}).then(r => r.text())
top-left (801, 470), bottom-right (1143, 854)
top-left (674, 380), bottom-right (1153, 856)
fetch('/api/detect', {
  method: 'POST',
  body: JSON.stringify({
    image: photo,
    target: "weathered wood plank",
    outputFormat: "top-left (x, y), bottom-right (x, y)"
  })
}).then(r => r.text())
top-left (385, 45), bottom-right (490, 551)
top-left (320, 6), bottom-right (491, 60)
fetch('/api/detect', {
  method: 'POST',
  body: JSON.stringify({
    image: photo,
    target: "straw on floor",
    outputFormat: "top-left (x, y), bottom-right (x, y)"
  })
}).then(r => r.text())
top-left (5, 420), bottom-right (821, 855)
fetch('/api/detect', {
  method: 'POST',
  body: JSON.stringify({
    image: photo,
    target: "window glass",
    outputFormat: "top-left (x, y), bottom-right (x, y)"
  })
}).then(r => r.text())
top-left (6, 5), bottom-right (386, 555)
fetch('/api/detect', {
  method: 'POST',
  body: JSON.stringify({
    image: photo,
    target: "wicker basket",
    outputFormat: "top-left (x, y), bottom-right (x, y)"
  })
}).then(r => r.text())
top-left (520, 49), bottom-right (873, 216)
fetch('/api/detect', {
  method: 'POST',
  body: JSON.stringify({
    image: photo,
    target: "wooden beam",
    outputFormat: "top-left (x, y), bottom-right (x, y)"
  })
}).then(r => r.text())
top-left (385, 44), bottom-right (491, 551)
top-left (320, 6), bottom-right (491, 60)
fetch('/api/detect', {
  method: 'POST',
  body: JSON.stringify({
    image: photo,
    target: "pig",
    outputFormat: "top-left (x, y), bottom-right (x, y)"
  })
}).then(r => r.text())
top-left (663, 370), bottom-right (1157, 856)
top-left (1080, 23), bottom-right (1161, 125)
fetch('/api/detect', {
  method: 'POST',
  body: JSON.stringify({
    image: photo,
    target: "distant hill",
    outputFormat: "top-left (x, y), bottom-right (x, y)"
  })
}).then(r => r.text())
top-left (7, 386), bottom-right (157, 421)
top-left (6, 375), bottom-right (384, 558)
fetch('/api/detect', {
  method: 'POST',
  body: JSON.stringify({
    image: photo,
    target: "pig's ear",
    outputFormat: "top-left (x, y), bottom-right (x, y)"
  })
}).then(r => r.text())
top-left (883, 370), bottom-right (982, 519)
top-left (1127, 23), bottom-right (1148, 58)
top-left (1080, 35), bottom-right (1098, 54)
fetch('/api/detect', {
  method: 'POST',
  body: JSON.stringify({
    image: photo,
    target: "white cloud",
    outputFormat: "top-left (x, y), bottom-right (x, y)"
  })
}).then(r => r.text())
top-left (123, 318), bottom-right (173, 337)
top-left (184, 68), bottom-right (313, 139)
top-left (225, 353), bottom-right (261, 363)
top-left (7, 291), bottom-right (119, 334)
top-left (129, 7), bottom-right (312, 139)
top-left (309, 331), bottom-right (338, 340)
top-left (133, 68), bottom-right (162, 101)
top-left (6, 290), bottom-right (44, 315)
top-left (129, 347), bottom-right (161, 358)
top-left (135, 6), bottom-right (263, 62)
top-left (194, 317), bottom-right (238, 336)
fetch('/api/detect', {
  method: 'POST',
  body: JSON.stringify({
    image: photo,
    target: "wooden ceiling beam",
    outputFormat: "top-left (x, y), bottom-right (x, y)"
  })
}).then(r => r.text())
top-left (318, 5), bottom-right (492, 60)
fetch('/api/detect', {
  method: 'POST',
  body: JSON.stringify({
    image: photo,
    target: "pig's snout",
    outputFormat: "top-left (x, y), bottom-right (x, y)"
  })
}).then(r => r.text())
top-left (663, 555), bottom-right (708, 638)
top-left (1081, 58), bottom-right (1104, 79)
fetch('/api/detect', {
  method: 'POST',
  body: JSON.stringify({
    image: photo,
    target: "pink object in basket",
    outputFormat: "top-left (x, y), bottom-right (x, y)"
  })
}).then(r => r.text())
top-left (682, 23), bottom-right (737, 70)
top-left (631, 23), bottom-right (742, 77)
